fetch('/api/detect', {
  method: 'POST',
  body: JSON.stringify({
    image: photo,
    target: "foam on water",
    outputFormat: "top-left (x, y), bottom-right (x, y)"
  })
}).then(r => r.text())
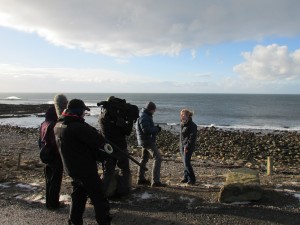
top-left (4, 96), bottom-right (21, 100)
top-left (0, 93), bottom-right (300, 131)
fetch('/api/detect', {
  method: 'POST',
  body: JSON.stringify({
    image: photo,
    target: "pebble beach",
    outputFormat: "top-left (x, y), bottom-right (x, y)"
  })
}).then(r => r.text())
top-left (0, 103), bottom-right (300, 225)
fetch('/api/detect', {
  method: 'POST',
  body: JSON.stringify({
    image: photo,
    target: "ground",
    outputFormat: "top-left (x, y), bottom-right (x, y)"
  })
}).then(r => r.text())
top-left (0, 125), bottom-right (300, 225)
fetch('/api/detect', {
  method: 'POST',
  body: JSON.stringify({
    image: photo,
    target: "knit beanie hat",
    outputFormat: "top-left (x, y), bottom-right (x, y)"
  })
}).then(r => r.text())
top-left (145, 101), bottom-right (156, 111)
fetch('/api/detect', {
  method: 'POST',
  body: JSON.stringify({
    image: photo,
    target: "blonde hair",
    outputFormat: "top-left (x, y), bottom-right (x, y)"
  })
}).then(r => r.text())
top-left (180, 109), bottom-right (194, 117)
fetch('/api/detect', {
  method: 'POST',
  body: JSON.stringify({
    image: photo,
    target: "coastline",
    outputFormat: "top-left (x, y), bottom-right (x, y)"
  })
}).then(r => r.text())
top-left (1, 123), bottom-right (299, 175)
top-left (0, 103), bottom-right (299, 173)
top-left (1, 102), bottom-right (300, 132)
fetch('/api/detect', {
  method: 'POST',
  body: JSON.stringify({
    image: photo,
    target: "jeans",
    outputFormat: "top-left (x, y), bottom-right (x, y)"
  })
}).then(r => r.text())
top-left (138, 143), bottom-right (162, 183)
top-left (180, 147), bottom-right (195, 183)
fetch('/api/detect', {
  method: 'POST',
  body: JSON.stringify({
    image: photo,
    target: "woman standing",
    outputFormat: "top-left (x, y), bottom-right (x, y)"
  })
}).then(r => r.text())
top-left (39, 106), bottom-right (63, 209)
top-left (179, 109), bottom-right (198, 185)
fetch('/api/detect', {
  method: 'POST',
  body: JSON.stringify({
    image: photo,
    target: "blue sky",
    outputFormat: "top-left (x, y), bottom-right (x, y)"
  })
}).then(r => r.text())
top-left (0, 0), bottom-right (299, 94)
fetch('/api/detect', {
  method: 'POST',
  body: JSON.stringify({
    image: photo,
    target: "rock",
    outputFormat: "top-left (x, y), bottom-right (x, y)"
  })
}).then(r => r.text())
top-left (218, 168), bottom-right (262, 203)
top-left (0, 171), bottom-right (7, 182)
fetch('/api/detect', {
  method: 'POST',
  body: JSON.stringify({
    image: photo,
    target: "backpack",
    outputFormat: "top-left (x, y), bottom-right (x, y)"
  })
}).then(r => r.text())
top-left (38, 122), bottom-right (56, 164)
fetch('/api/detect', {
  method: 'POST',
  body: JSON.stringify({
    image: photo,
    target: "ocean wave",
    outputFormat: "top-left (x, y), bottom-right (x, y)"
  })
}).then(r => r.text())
top-left (4, 96), bottom-right (21, 100)
top-left (0, 115), bottom-right (299, 132)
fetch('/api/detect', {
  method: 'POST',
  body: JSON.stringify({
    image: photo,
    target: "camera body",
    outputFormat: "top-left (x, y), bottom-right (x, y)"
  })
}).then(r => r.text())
top-left (97, 97), bottom-right (139, 123)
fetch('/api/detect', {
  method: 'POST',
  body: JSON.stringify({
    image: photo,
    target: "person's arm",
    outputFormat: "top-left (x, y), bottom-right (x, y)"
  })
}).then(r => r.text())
top-left (75, 122), bottom-right (106, 150)
top-left (139, 117), bottom-right (159, 135)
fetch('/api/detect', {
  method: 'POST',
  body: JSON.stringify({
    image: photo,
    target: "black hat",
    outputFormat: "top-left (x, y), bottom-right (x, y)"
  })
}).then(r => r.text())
top-left (67, 99), bottom-right (90, 111)
top-left (145, 101), bottom-right (156, 111)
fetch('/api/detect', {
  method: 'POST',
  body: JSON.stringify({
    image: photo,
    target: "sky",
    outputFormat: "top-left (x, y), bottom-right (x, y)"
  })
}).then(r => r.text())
top-left (0, 0), bottom-right (299, 94)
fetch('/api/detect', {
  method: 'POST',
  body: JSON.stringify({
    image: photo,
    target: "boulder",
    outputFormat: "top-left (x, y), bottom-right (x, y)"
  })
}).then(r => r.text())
top-left (218, 168), bottom-right (262, 203)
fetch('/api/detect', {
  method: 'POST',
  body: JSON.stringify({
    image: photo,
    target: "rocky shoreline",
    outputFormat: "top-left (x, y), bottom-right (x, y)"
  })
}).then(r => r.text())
top-left (0, 102), bottom-right (299, 175)
top-left (1, 103), bottom-right (300, 224)
top-left (0, 103), bottom-right (51, 118)
top-left (130, 126), bottom-right (300, 175)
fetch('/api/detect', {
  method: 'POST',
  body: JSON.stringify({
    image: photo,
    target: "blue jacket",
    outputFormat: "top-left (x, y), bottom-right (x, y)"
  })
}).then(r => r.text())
top-left (136, 108), bottom-right (160, 147)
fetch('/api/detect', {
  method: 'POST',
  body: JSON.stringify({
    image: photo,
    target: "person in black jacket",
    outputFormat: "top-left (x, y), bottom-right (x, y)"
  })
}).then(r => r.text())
top-left (179, 109), bottom-right (198, 185)
top-left (98, 96), bottom-right (134, 198)
top-left (39, 106), bottom-right (63, 210)
top-left (136, 102), bottom-right (166, 187)
top-left (54, 99), bottom-right (111, 225)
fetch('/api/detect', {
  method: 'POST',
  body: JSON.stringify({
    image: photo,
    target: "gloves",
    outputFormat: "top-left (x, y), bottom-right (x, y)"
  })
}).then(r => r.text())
top-left (156, 125), bottom-right (162, 132)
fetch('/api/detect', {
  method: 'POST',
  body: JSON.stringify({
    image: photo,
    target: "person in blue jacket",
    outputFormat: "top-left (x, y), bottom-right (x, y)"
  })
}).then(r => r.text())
top-left (179, 109), bottom-right (198, 185)
top-left (136, 101), bottom-right (166, 187)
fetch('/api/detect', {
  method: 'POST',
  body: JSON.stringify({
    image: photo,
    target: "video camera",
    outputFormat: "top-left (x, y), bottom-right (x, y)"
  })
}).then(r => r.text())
top-left (97, 97), bottom-right (139, 123)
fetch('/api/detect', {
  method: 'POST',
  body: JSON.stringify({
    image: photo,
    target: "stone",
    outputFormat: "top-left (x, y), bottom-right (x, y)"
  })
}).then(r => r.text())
top-left (218, 168), bottom-right (262, 203)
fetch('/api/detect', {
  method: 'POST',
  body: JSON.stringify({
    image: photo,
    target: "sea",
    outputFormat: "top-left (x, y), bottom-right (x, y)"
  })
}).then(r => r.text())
top-left (0, 93), bottom-right (300, 131)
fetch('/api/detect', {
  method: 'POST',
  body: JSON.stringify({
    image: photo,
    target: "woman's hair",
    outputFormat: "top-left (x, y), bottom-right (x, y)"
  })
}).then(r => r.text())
top-left (180, 109), bottom-right (194, 117)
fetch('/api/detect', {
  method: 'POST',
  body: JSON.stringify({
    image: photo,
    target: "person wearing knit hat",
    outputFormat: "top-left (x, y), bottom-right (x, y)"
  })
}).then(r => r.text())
top-left (135, 101), bottom-right (166, 187)
top-left (145, 101), bottom-right (156, 111)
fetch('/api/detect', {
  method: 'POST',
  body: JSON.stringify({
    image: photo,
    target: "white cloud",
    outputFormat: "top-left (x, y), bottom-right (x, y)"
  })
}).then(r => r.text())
top-left (234, 44), bottom-right (300, 81)
top-left (191, 49), bottom-right (197, 59)
top-left (0, 64), bottom-right (210, 93)
top-left (0, 0), bottom-right (299, 57)
top-left (193, 72), bottom-right (212, 78)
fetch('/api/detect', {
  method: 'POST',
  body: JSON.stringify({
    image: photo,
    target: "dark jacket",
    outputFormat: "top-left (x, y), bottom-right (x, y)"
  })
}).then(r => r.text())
top-left (136, 108), bottom-right (160, 147)
top-left (98, 113), bottom-right (133, 150)
top-left (39, 106), bottom-right (60, 159)
top-left (180, 119), bottom-right (197, 150)
top-left (54, 110), bottom-right (106, 178)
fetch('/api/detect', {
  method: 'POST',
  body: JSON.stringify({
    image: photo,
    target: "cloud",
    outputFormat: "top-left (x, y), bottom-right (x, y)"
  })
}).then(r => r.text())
top-left (234, 44), bottom-right (300, 81)
top-left (191, 49), bottom-right (197, 59)
top-left (192, 72), bottom-right (212, 78)
top-left (0, 64), bottom-right (209, 93)
top-left (0, 0), bottom-right (299, 57)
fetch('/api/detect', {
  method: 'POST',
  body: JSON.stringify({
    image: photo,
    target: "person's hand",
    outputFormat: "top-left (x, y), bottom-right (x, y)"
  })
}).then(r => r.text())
top-left (156, 125), bottom-right (162, 132)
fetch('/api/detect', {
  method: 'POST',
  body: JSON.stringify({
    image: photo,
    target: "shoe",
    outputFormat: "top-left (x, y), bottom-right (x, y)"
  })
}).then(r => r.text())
top-left (187, 181), bottom-right (195, 185)
top-left (151, 181), bottom-right (167, 187)
top-left (180, 179), bottom-right (188, 183)
top-left (137, 179), bottom-right (151, 186)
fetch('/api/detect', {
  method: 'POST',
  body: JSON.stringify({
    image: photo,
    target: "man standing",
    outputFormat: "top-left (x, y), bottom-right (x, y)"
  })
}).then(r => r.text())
top-left (98, 96), bottom-right (134, 198)
top-left (54, 99), bottom-right (111, 225)
top-left (136, 101), bottom-right (166, 187)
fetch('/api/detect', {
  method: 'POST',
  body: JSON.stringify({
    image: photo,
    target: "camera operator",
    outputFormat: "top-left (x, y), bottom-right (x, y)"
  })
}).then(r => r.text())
top-left (54, 99), bottom-right (111, 225)
top-left (98, 96), bottom-right (134, 198)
